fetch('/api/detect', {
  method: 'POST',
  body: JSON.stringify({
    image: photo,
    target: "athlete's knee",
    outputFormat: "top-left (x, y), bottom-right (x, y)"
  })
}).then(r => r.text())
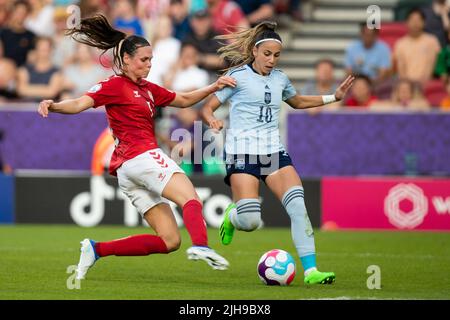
top-left (176, 191), bottom-right (202, 208)
top-left (160, 233), bottom-right (182, 252)
top-left (235, 198), bottom-right (262, 231)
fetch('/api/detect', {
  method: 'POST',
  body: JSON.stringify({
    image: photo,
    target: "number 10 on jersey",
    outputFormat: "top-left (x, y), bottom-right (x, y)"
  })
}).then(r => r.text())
top-left (257, 106), bottom-right (272, 123)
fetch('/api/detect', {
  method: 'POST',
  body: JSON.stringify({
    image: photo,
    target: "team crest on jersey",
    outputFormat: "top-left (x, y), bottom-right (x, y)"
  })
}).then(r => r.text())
top-left (88, 84), bottom-right (102, 93)
top-left (264, 92), bottom-right (271, 104)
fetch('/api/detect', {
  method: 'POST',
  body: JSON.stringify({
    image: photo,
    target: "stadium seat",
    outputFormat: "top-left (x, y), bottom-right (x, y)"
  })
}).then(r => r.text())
top-left (378, 22), bottom-right (408, 50)
top-left (424, 79), bottom-right (447, 107)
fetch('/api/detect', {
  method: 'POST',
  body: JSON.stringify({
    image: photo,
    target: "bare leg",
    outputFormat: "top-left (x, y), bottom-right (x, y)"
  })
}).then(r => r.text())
top-left (143, 203), bottom-right (181, 252)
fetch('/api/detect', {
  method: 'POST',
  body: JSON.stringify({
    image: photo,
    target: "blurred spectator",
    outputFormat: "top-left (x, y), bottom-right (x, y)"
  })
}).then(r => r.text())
top-left (189, 0), bottom-right (207, 13)
top-left (137, 0), bottom-right (170, 39)
top-left (161, 106), bottom-right (201, 176)
top-left (372, 78), bottom-right (430, 111)
top-left (183, 9), bottom-right (225, 76)
top-left (434, 28), bottom-right (450, 81)
top-left (273, 0), bottom-right (302, 21)
top-left (345, 23), bottom-right (392, 85)
top-left (16, 37), bottom-right (63, 102)
top-left (79, 0), bottom-right (109, 18)
top-left (302, 59), bottom-right (339, 95)
top-left (162, 43), bottom-right (210, 174)
top-left (146, 15), bottom-right (181, 85)
top-left (206, 0), bottom-right (249, 35)
top-left (137, 0), bottom-right (170, 20)
top-left (25, 0), bottom-right (55, 37)
top-left (53, 0), bottom-right (79, 5)
top-left (0, 0), bottom-right (36, 67)
top-left (168, 0), bottom-right (191, 41)
top-left (393, 8), bottom-right (441, 84)
top-left (422, 0), bottom-right (450, 48)
top-left (112, 0), bottom-right (144, 37)
top-left (234, 0), bottom-right (274, 26)
top-left (0, 58), bottom-right (18, 101)
top-left (62, 43), bottom-right (110, 98)
top-left (163, 43), bottom-right (209, 92)
top-left (0, 129), bottom-right (12, 174)
top-left (439, 78), bottom-right (450, 110)
top-left (0, 0), bottom-right (11, 27)
top-left (52, 6), bottom-right (77, 68)
top-left (344, 74), bottom-right (378, 108)
top-left (301, 59), bottom-right (340, 112)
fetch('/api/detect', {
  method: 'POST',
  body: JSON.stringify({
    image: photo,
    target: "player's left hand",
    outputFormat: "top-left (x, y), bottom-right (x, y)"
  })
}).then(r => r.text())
top-left (214, 76), bottom-right (237, 90)
top-left (334, 75), bottom-right (355, 101)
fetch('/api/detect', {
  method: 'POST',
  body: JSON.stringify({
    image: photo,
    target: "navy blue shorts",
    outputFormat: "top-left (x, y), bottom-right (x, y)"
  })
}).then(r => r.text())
top-left (224, 151), bottom-right (294, 186)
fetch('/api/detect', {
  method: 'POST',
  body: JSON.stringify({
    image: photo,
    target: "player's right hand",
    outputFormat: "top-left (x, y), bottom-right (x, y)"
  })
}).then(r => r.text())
top-left (38, 100), bottom-right (53, 118)
top-left (209, 118), bottom-right (224, 131)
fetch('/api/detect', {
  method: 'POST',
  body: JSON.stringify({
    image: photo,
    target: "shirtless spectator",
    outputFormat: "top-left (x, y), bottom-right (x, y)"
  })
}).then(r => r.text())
top-left (393, 8), bottom-right (441, 84)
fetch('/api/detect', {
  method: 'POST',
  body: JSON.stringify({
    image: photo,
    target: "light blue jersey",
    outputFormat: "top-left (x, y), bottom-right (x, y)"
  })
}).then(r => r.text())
top-left (215, 64), bottom-right (297, 155)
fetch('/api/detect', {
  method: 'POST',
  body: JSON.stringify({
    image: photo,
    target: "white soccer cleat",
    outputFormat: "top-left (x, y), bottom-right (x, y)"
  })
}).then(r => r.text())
top-left (186, 246), bottom-right (230, 270)
top-left (76, 238), bottom-right (99, 280)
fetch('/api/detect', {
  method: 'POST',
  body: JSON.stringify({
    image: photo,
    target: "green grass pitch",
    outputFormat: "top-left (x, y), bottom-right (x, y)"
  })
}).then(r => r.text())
top-left (0, 225), bottom-right (449, 300)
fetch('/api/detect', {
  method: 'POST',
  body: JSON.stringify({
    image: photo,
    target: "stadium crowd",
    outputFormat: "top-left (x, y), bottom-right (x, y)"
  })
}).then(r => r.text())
top-left (2, 0), bottom-right (450, 107)
top-left (1, 0), bottom-right (450, 175)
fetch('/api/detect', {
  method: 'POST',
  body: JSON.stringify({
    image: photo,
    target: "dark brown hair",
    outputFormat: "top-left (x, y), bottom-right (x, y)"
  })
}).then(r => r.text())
top-left (65, 14), bottom-right (150, 71)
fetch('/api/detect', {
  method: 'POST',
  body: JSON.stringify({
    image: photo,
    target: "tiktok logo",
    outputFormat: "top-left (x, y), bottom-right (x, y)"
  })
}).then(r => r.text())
top-left (69, 176), bottom-right (233, 228)
top-left (70, 176), bottom-right (114, 227)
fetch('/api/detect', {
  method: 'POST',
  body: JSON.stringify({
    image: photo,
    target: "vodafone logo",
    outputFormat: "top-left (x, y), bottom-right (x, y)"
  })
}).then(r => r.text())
top-left (384, 183), bottom-right (428, 229)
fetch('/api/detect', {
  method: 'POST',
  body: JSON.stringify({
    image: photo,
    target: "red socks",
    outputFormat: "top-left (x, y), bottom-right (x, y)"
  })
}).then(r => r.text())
top-left (182, 199), bottom-right (208, 247)
top-left (94, 199), bottom-right (207, 257)
top-left (95, 234), bottom-right (168, 257)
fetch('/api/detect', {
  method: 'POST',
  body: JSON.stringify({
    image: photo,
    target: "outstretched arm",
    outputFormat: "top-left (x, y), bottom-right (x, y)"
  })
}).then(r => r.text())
top-left (38, 95), bottom-right (95, 117)
top-left (286, 75), bottom-right (354, 109)
top-left (170, 76), bottom-right (236, 108)
top-left (200, 95), bottom-right (224, 131)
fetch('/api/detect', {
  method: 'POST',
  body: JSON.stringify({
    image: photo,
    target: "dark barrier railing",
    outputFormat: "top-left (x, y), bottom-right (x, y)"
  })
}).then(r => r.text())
top-left (287, 110), bottom-right (450, 177)
top-left (2, 105), bottom-right (450, 176)
top-left (12, 174), bottom-right (321, 228)
top-left (0, 104), bottom-right (107, 171)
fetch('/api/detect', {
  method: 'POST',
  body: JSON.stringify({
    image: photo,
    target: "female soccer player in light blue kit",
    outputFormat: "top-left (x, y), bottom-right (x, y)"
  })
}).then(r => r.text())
top-left (201, 21), bottom-right (354, 285)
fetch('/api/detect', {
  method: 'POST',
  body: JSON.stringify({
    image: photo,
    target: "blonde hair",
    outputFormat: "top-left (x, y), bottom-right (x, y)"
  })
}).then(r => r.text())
top-left (216, 21), bottom-right (281, 73)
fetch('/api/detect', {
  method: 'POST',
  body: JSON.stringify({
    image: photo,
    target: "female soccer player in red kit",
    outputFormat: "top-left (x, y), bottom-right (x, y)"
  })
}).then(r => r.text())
top-left (37, 14), bottom-right (236, 280)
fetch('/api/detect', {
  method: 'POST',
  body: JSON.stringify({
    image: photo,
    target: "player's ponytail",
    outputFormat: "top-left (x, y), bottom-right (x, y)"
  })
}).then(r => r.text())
top-left (216, 21), bottom-right (282, 73)
top-left (66, 14), bottom-right (150, 71)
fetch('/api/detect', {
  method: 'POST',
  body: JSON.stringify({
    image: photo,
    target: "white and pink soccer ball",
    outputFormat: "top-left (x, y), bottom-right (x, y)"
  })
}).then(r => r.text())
top-left (257, 249), bottom-right (296, 285)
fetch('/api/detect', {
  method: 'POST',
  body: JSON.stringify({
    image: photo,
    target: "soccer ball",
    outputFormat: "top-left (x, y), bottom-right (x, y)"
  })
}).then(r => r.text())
top-left (257, 249), bottom-right (296, 285)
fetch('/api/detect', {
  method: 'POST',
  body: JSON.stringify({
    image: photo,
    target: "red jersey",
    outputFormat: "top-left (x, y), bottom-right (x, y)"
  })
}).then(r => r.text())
top-left (86, 75), bottom-right (176, 176)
